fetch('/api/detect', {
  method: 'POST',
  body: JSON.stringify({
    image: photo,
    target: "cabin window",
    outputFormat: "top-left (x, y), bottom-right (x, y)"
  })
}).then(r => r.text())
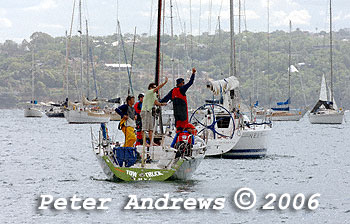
top-left (216, 116), bottom-right (231, 128)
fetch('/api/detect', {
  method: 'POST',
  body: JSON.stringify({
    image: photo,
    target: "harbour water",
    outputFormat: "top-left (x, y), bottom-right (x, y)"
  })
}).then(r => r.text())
top-left (1, 109), bottom-right (349, 223)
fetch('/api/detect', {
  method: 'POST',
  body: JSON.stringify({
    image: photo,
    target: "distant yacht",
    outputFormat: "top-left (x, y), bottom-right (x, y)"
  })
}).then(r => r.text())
top-left (24, 101), bottom-right (43, 118)
top-left (308, 0), bottom-right (344, 124)
top-left (309, 75), bottom-right (344, 124)
top-left (270, 21), bottom-right (307, 121)
top-left (24, 42), bottom-right (43, 118)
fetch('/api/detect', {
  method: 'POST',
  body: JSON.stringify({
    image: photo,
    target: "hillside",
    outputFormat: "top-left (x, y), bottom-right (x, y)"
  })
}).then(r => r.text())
top-left (0, 29), bottom-right (350, 109)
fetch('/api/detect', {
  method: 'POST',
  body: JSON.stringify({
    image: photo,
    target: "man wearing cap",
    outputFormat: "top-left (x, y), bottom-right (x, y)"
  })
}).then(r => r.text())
top-left (160, 68), bottom-right (197, 132)
top-left (134, 93), bottom-right (144, 146)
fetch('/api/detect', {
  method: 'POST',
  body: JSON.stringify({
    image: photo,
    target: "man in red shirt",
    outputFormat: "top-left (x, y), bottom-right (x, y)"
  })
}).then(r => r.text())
top-left (134, 93), bottom-right (144, 146)
top-left (160, 68), bottom-right (197, 132)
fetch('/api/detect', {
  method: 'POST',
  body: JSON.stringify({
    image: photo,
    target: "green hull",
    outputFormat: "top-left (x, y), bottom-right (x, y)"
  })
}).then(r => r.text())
top-left (102, 156), bottom-right (184, 181)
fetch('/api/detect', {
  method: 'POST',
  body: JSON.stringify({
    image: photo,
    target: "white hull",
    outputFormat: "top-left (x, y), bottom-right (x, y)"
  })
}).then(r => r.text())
top-left (24, 108), bottom-right (43, 117)
top-left (271, 114), bottom-right (303, 121)
top-left (64, 110), bottom-right (110, 124)
top-left (223, 126), bottom-right (271, 158)
top-left (309, 111), bottom-right (344, 124)
top-left (205, 133), bottom-right (241, 156)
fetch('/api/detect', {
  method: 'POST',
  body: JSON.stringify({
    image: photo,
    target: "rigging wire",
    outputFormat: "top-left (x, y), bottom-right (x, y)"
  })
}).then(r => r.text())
top-left (64, 0), bottom-right (76, 99)
top-left (208, 0), bottom-right (212, 35)
top-left (149, 0), bottom-right (154, 36)
top-left (198, 0), bottom-right (201, 42)
top-left (118, 21), bottom-right (134, 96)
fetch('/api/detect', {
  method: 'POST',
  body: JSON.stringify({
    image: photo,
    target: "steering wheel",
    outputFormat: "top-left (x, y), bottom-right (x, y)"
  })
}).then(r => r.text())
top-left (189, 103), bottom-right (235, 139)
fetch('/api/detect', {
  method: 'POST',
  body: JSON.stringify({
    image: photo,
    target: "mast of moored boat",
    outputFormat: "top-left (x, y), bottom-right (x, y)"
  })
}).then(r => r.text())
top-left (85, 20), bottom-right (90, 99)
top-left (31, 42), bottom-right (35, 103)
top-left (329, 0), bottom-right (334, 105)
top-left (288, 20), bottom-right (291, 106)
top-left (79, 0), bottom-right (83, 102)
top-left (64, 0), bottom-right (76, 100)
top-left (267, 0), bottom-right (271, 108)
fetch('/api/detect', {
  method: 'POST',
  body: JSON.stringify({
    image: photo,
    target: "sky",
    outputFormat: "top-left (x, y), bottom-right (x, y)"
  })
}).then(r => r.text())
top-left (0, 0), bottom-right (350, 43)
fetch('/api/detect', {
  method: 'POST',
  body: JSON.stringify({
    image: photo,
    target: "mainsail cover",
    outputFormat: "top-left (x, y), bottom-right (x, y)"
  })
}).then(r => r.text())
top-left (206, 76), bottom-right (239, 95)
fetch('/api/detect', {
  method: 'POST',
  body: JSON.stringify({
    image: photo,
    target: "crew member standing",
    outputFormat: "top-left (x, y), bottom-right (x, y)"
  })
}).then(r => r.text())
top-left (134, 94), bottom-right (144, 146)
top-left (115, 96), bottom-right (137, 147)
top-left (160, 68), bottom-right (196, 132)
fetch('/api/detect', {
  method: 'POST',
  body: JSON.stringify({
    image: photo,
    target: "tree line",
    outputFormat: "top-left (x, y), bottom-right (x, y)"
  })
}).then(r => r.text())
top-left (0, 28), bottom-right (349, 110)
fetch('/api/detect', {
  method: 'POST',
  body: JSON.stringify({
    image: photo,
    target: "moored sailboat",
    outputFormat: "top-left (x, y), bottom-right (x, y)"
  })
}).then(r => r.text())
top-left (270, 21), bottom-right (307, 121)
top-left (308, 0), bottom-right (344, 124)
top-left (190, 0), bottom-right (271, 158)
top-left (24, 41), bottom-right (43, 118)
top-left (64, 0), bottom-right (110, 124)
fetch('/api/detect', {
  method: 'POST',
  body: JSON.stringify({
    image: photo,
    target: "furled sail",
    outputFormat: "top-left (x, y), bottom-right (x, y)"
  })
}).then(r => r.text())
top-left (319, 74), bottom-right (328, 101)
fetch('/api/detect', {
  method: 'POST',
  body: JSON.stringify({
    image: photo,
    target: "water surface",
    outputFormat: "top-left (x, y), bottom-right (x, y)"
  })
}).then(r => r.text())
top-left (1, 110), bottom-right (349, 223)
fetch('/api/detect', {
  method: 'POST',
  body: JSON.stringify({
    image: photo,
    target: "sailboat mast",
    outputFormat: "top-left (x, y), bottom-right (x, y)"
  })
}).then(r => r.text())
top-left (31, 44), bottom-right (35, 102)
top-left (170, 0), bottom-right (175, 87)
top-left (329, 0), bottom-right (333, 102)
top-left (229, 0), bottom-right (234, 78)
top-left (155, 0), bottom-right (162, 85)
top-left (65, 30), bottom-right (69, 99)
top-left (239, 0), bottom-right (241, 34)
top-left (155, 0), bottom-right (164, 134)
top-left (267, 0), bottom-right (270, 107)
top-left (85, 20), bottom-right (90, 99)
top-left (79, 0), bottom-right (83, 101)
top-left (288, 20), bottom-right (291, 104)
top-left (64, 0), bottom-right (76, 100)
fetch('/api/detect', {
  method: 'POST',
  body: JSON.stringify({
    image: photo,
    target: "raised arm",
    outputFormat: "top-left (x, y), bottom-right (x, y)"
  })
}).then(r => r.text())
top-left (154, 77), bottom-right (168, 92)
top-left (180, 68), bottom-right (196, 95)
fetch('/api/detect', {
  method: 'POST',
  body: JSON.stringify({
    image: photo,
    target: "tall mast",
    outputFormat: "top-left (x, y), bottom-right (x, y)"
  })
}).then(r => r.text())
top-left (330, 0), bottom-right (333, 102)
top-left (85, 20), bottom-right (90, 99)
top-left (288, 20), bottom-right (291, 104)
top-left (170, 0), bottom-right (175, 87)
top-left (239, 0), bottom-right (241, 34)
top-left (64, 30), bottom-right (69, 99)
top-left (116, 0), bottom-right (121, 71)
top-left (155, 0), bottom-right (164, 134)
top-left (79, 0), bottom-right (83, 101)
top-left (229, 0), bottom-right (234, 77)
top-left (155, 0), bottom-right (162, 85)
top-left (31, 43), bottom-right (35, 102)
top-left (64, 0), bottom-right (76, 100)
top-left (267, 0), bottom-right (270, 107)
